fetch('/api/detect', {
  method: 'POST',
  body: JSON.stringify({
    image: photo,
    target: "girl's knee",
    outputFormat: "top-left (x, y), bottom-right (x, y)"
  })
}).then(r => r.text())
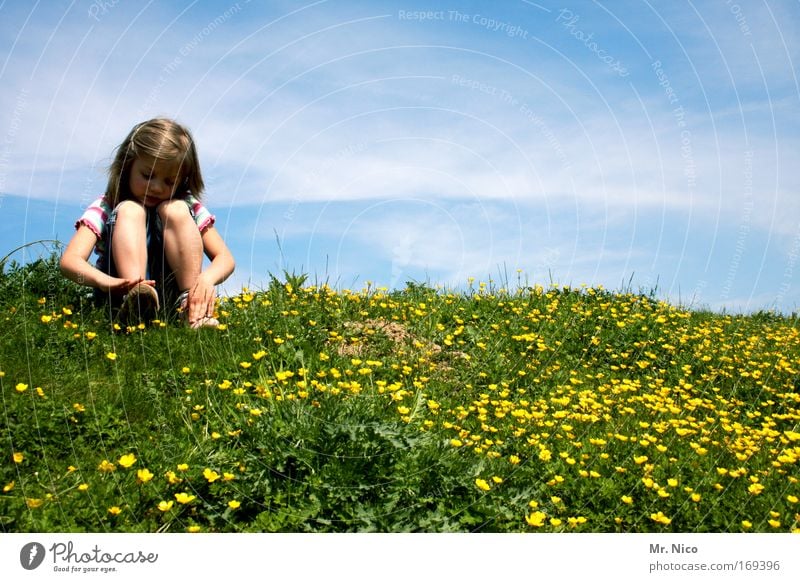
top-left (114, 199), bottom-right (147, 222)
top-left (157, 199), bottom-right (192, 224)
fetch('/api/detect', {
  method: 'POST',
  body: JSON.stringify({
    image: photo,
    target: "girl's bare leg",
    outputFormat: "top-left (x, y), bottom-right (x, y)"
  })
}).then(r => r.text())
top-left (158, 200), bottom-right (203, 291)
top-left (111, 200), bottom-right (148, 281)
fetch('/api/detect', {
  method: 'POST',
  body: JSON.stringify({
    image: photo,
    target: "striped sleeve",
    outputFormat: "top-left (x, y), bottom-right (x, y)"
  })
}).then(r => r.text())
top-left (76, 196), bottom-right (111, 239)
top-left (186, 194), bottom-right (216, 232)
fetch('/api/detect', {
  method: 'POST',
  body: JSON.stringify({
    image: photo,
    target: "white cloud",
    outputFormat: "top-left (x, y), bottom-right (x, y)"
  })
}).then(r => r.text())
top-left (2, 1), bottom-right (794, 247)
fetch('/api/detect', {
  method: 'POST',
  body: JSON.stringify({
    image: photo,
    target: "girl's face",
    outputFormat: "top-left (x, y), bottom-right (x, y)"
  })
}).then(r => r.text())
top-left (128, 156), bottom-right (182, 207)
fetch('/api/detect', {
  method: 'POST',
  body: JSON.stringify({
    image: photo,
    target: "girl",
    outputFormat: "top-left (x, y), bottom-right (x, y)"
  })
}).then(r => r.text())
top-left (60, 118), bottom-right (235, 328)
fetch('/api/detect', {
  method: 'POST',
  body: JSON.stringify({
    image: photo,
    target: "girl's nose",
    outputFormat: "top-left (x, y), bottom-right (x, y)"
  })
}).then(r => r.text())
top-left (149, 180), bottom-right (165, 195)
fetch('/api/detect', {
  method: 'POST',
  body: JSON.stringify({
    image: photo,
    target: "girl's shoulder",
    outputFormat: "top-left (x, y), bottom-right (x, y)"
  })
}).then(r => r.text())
top-left (76, 195), bottom-right (113, 238)
top-left (183, 192), bottom-right (211, 214)
top-left (183, 193), bottom-right (215, 232)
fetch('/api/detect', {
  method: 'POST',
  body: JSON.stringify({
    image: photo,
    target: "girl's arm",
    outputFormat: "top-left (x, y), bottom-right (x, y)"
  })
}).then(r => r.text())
top-left (184, 225), bottom-right (235, 324)
top-left (60, 225), bottom-right (153, 294)
top-left (200, 226), bottom-right (235, 286)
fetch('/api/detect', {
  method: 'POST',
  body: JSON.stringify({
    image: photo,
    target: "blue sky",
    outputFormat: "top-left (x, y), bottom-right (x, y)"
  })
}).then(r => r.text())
top-left (1, 0), bottom-right (798, 313)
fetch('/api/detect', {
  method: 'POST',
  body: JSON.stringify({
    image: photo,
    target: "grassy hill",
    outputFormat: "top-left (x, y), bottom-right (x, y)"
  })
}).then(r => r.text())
top-left (1, 254), bottom-right (799, 532)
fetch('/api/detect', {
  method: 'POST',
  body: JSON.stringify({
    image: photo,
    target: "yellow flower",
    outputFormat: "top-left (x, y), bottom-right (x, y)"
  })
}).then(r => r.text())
top-left (550, 518), bottom-right (562, 526)
top-left (85, 331), bottom-right (97, 340)
top-left (175, 492), bottom-right (196, 504)
top-left (3, 481), bottom-right (15, 493)
top-left (526, 511), bottom-right (547, 527)
top-left (252, 351), bottom-right (267, 361)
top-left (787, 495), bottom-right (798, 504)
top-left (98, 459), bottom-right (116, 473)
top-left (633, 455), bottom-right (648, 464)
top-left (106, 352), bottom-right (117, 361)
top-left (203, 468), bottom-right (220, 483)
top-left (12, 452), bottom-right (24, 464)
top-left (747, 483), bottom-right (765, 495)
top-left (118, 453), bottom-right (137, 469)
top-left (551, 496), bottom-right (562, 504)
top-left (137, 468), bottom-right (154, 484)
top-left (690, 493), bottom-right (702, 502)
top-left (177, 463), bottom-right (189, 471)
top-left (397, 406), bottom-right (411, 415)
top-left (509, 455), bottom-right (521, 465)
top-left (491, 476), bottom-right (503, 484)
top-left (475, 478), bottom-right (491, 491)
top-left (228, 500), bottom-right (241, 509)
top-left (768, 519), bottom-right (781, 528)
top-left (78, 483), bottom-right (89, 492)
top-left (240, 361), bottom-right (252, 369)
top-left (26, 498), bottom-right (44, 508)
top-left (108, 506), bottom-right (122, 516)
top-left (223, 472), bottom-right (235, 481)
top-left (165, 471), bottom-right (182, 485)
top-left (450, 439), bottom-right (463, 447)
top-left (15, 383), bottom-right (28, 393)
top-left (158, 500), bottom-right (174, 512)
top-left (181, 367), bottom-right (190, 374)
top-left (621, 495), bottom-right (633, 505)
top-left (741, 520), bottom-right (752, 530)
top-left (650, 511), bottom-right (672, 525)
top-left (41, 315), bottom-right (53, 323)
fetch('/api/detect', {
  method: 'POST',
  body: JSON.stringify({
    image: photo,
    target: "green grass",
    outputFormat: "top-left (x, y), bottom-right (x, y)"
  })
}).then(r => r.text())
top-left (1, 255), bottom-right (799, 532)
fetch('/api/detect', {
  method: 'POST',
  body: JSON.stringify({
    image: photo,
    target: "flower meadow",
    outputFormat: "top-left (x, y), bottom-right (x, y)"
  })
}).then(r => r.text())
top-left (1, 257), bottom-right (799, 533)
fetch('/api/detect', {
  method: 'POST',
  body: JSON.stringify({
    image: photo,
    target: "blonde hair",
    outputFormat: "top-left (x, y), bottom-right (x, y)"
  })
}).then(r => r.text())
top-left (106, 118), bottom-right (204, 206)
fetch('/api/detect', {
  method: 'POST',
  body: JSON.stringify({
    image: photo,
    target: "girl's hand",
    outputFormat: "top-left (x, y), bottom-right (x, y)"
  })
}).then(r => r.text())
top-left (186, 272), bottom-right (217, 326)
top-left (106, 278), bottom-right (156, 295)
